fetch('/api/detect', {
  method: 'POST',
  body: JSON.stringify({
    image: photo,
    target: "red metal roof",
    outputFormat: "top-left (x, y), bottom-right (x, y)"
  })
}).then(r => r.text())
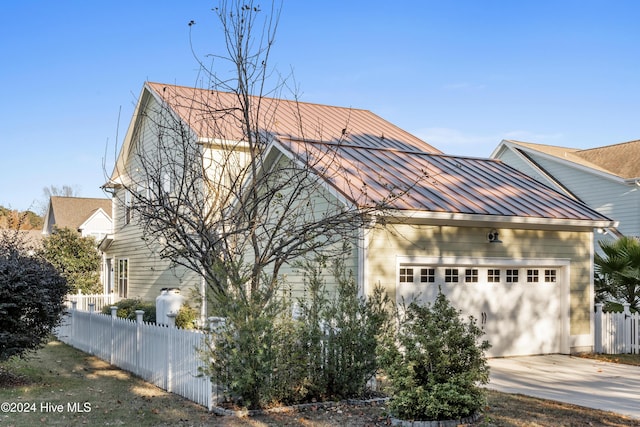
top-left (282, 140), bottom-right (612, 222)
top-left (145, 82), bottom-right (611, 224)
top-left (146, 82), bottom-right (442, 154)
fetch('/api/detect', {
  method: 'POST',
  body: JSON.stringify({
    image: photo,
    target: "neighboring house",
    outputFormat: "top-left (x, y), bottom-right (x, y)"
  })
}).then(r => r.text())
top-left (42, 196), bottom-right (113, 293)
top-left (491, 139), bottom-right (640, 249)
top-left (104, 82), bottom-right (615, 357)
top-left (43, 196), bottom-right (113, 240)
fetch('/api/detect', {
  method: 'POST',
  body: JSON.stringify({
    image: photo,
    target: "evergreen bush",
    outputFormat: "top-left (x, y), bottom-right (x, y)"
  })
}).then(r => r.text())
top-left (378, 291), bottom-right (490, 421)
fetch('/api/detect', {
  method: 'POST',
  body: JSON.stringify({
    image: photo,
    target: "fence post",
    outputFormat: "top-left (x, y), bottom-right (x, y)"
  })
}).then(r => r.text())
top-left (110, 306), bottom-right (118, 365)
top-left (135, 310), bottom-right (144, 376)
top-left (594, 303), bottom-right (603, 354)
top-left (70, 301), bottom-right (77, 347)
top-left (166, 312), bottom-right (177, 393)
top-left (623, 303), bottom-right (632, 353)
top-left (88, 303), bottom-right (95, 355)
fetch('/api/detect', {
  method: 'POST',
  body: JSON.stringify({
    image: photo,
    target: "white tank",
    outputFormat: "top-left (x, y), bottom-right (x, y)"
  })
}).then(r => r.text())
top-left (155, 289), bottom-right (168, 325)
top-left (163, 288), bottom-right (185, 325)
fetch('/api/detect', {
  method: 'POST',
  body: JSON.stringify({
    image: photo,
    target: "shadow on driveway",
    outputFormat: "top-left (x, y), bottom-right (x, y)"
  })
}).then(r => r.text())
top-left (488, 354), bottom-right (640, 420)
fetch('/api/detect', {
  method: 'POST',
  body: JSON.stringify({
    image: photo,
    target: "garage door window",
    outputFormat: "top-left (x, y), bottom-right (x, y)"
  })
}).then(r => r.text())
top-left (464, 269), bottom-right (478, 283)
top-left (506, 269), bottom-right (519, 283)
top-left (445, 268), bottom-right (459, 283)
top-left (399, 268), bottom-right (414, 283)
top-left (420, 268), bottom-right (435, 283)
top-left (545, 269), bottom-right (557, 283)
top-left (527, 269), bottom-right (539, 283)
top-left (487, 269), bottom-right (501, 283)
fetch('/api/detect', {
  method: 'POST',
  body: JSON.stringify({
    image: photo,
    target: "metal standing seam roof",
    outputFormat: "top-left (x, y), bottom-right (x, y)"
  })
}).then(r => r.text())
top-left (143, 83), bottom-right (610, 223)
top-left (282, 140), bottom-right (612, 222)
top-left (146, 82), bottom-right (442, 154)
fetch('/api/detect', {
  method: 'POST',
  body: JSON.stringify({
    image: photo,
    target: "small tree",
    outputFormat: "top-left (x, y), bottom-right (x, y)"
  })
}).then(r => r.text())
top-left (595, 236), bottom-right (640, 312)
top-left (0, 228), bottom-right (69, 361)
top-left (40, 227), bottom-right (102, 294)
top-left (379, 291), bottom-right (490, 421)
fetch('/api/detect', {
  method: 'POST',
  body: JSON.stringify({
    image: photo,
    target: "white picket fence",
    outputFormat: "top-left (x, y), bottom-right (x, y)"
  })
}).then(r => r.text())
top-left (64, 290), bottom-right (117, 312)
top-left (594, 303), bottom-right (640, 354)
top-left (55, 304), bottom-right (213, 409)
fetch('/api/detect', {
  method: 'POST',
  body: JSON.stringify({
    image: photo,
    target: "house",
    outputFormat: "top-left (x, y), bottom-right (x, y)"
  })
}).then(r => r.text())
top-left (104, 82), bottom-right (615, 357)
top-left (42, 196), bottom-right (113, 293)
top-left (491, 139), bottom-right (640, 249)
top-left (43, 196), bottom-right (113, 240)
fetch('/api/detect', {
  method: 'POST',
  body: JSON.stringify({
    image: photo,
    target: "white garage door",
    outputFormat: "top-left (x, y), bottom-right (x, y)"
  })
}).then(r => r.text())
top-left (396, 260), bottom-right (566, 357)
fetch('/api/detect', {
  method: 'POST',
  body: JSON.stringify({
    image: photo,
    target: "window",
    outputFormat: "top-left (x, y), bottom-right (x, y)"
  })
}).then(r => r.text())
top-left (464, 269), bottom-right (478, 283)
top-left (117, 259), bottom-right (128, 298)
top-left (527, 269), bottom-right (539, 283)
top-left (545, 269), bottom-right (557, 283)
top-left (399, 268), bottom-right (414, 283)
top-left (445, 268), bottom-right (459, 283)
top-left (163, 172), bottom-right (172, 194)
top-left (123, 190), bottom-right (131, 225)
top-left (487, 269), bottom-right (501, 283)
top-left (420, 268), bottom-right (435, 283)
top-left (506, 269), bottom-right (519, 283)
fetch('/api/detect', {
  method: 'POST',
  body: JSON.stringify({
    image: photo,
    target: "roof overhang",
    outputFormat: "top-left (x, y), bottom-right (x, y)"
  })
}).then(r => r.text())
top-left (379, 209), bottom-right (618, 231)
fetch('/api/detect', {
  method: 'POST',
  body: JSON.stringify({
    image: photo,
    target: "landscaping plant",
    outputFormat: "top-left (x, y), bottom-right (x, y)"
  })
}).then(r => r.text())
top-left (203, 256), bottom-right (390, 409)
top-left (0, 228), bottom-right (69, 361)
top-left (378, 291), bottom-right (490, 421)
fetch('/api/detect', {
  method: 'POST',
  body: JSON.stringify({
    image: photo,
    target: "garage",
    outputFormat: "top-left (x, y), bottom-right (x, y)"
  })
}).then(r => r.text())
top-left (396, 257), bottom-right (569, 357)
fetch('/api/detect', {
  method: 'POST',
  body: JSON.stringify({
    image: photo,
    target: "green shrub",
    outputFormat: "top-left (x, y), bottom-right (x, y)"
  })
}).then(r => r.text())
top-left (175, 304), bottom-right (199, 329)
top-left (378, 291), bottom-right (490, 421)
top-left (203, 256), bottom-right (390, 409)
top-left (0, 229), bottom-right (69, 361)
top-left (102, 299), bottom-right (156, 323)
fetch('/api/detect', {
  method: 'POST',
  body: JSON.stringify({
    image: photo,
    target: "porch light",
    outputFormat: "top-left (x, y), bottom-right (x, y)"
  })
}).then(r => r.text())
top-left (487, 229), bottom-right (502, 243)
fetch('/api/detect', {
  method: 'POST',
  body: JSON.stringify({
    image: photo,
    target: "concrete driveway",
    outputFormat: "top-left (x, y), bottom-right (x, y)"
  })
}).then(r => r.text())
top-left (488, 355), bottom-right (640, 420)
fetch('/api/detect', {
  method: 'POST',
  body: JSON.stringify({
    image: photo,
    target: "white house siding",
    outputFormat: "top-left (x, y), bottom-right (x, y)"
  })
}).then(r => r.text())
top-left (80, 210), bottom-right (112, 240)
top-left (495, 148), bottom-right (553, 188)
top-left (107, 186), bottom-right (200, 302)
top-left (365, 222), bottom-right (594, 356)
top-left (105, 94), bottom-right (203, 304)
top-left (499, 150), bottom-right (640, 239)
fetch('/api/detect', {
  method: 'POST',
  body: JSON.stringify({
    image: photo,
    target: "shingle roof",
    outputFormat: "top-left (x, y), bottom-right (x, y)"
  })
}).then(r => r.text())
top-left (504, 139), bottom-right (640, 179)
top-left (283, 140), bottom-right (611, 223)
top-left (48, 197), bottom-right (112, 231)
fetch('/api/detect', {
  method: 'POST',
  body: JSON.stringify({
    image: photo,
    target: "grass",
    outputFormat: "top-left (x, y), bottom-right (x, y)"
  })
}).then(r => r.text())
top-left (0, 340), bottom-right (638, 426)
top-left (575, 352), bottom-right (640, 366)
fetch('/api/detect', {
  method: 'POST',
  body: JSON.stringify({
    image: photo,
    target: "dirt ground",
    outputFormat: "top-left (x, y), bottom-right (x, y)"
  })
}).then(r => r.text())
top-left (1, 340), bottom-right (638, 427)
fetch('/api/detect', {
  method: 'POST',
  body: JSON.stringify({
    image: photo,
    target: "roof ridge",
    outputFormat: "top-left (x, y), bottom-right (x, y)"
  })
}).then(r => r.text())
top-left (284, 138), bottom-right (498, 161)
top-left (146, 81), bottom-right (372, 114)
top-left (576, 138), bottom-right (640, 154)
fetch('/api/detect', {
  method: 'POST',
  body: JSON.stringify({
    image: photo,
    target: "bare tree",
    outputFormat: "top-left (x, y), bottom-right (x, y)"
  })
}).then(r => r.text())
top-left (37, 185), bottom-right (80, 216)
top-left (109, 1), bottom-right (423, 313)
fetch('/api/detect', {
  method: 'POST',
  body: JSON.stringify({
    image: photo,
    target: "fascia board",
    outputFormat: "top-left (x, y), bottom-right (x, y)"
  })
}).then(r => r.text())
top-left (383, 209), bottom-right (618, 230)
top-left (78, 208), bottom-right (113, 232)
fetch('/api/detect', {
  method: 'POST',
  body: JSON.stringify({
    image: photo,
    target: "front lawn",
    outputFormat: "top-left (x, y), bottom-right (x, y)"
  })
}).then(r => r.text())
top-left (0, 341), bottom-right (638, 426)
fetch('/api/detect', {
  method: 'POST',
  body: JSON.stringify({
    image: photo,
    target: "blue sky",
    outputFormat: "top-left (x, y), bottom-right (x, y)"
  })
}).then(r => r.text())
top-left (1, 1), bottom-right (639, 212)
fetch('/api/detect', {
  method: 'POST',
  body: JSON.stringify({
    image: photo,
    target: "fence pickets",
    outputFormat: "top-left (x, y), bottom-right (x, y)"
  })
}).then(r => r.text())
top-left (55, 304), bottom-right (212, 410)
top-left (594, 303), bottom-right (640, 354)
top-left (64, 290), bottom-right (116, 312)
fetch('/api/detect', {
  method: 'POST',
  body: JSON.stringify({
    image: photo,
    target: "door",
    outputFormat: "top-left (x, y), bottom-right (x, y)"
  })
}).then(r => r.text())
top-left (397, 263), bottom-right (564, 357)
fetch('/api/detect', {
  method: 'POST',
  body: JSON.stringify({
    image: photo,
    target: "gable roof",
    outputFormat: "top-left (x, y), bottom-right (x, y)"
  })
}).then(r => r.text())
top-left (498, 139), bottom-right (640, 180)
top-left (113, 82), bottom-right (614, 229)
top-left (278, 139), bottom-right (613, 227)
top-left (44, 197), bottom-right (112, 233)
top-left (145, 82), bottom-right (442, 154)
